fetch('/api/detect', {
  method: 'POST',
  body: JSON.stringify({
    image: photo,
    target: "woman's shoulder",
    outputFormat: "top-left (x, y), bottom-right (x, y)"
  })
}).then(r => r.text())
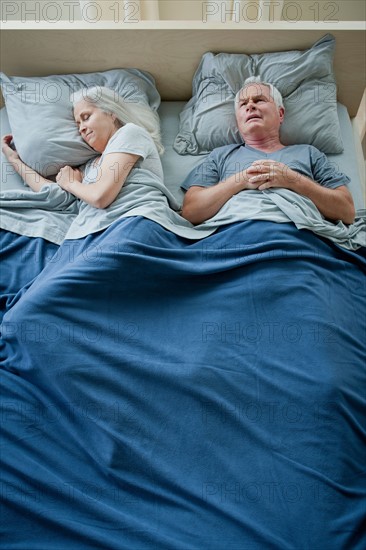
top-left (109, 123), bottom-right (151, 145)
top-left (103, 123), bottom-right (157, 160)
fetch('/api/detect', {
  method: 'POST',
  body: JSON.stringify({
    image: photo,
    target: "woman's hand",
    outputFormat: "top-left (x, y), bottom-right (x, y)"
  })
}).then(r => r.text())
top-left (2, 134), bottom-right (56, 192)
top-left (56, 166), bottom-right (83, 192)
top-left (1, 135), bottom-right (21, 167)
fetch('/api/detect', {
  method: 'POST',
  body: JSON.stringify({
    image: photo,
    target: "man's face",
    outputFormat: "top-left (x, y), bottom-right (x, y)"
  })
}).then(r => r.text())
top-left (235, 84), bottom-right (284, 139)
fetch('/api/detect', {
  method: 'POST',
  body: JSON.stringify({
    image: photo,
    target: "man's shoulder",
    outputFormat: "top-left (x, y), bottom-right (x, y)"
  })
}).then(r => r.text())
top-left (280, 143), bottom-right (326, 162)
top-left (210, 142), bottom-right (245, 159)
top-left (282, 143), bottom-right (321, 155)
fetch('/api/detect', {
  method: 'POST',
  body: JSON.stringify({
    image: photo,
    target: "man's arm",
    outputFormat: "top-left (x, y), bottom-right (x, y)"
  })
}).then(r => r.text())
top-left (248, 160), bottom-right (355, 224)
top-left (182, 170), bottom-right (261, 225)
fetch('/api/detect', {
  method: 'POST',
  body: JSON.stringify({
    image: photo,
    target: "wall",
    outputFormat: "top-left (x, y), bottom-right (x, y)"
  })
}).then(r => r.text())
top-left (1, 1), bottom-right (365, 22)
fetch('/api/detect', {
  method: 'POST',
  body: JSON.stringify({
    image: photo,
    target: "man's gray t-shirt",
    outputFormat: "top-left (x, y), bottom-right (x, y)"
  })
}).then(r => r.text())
top-left (65, 123), bottom-right (164, 239)
top-left (181, 143), bottom-right (350, 191)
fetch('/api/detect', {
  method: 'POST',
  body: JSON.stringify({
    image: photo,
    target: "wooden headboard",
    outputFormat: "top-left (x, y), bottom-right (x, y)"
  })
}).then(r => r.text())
top-left (0, 22), bottom-right (365, 117)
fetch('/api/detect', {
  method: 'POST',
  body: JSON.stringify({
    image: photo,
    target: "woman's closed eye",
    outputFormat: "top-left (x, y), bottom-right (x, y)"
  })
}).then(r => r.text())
top-left (76, 113), bottom-right (91, 126)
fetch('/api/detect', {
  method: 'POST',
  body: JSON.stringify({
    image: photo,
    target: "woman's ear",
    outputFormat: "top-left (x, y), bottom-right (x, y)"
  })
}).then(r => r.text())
top-left (279, 107), bottom-right (285, 125)
top-left (111, 113), bottom-right (122, 128)
top-left (114, 116), bottom-right (123, 129)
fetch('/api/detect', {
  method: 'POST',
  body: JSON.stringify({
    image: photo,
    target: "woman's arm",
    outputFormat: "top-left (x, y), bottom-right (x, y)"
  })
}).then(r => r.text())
top-left (56, 151), bottom-right (140, 209)
top-left (2, 134), bottom-right (52, 191)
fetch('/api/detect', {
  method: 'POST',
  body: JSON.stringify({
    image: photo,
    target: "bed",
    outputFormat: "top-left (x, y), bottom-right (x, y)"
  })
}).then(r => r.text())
top-left (1, 23), bottom-right (366, 549)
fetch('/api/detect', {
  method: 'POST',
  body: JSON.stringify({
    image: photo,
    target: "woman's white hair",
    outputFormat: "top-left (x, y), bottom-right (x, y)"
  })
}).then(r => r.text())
top-left (235, 77), bottom-right (284, 111)
top-left (71, 86), bottom-right (164, 155)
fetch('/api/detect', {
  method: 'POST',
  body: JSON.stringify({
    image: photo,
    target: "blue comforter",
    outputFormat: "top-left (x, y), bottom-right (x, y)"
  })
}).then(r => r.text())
top-left (1, 217), bottom-right (365, 549)
top-left (0, 229), bottom-right (58, 322)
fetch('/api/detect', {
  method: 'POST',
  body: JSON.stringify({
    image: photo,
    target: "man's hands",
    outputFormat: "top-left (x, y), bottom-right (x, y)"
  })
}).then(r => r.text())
top-left (182, 158), bottom-right (355, 225)
top-left (228, 159), bottom-right (300, 192)
top-left (245, 160), bottom-right (299, 191)
top-left (182, 159), bottom-right (297, 225)
top-left (246, 159), bottom-right (355, 223)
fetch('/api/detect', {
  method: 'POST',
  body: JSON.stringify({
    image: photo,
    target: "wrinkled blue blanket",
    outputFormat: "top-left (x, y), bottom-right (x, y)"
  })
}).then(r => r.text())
top-left (1, 217), bottom-right (365, 549)
top-left (0, 229), bottom-right (58, 322)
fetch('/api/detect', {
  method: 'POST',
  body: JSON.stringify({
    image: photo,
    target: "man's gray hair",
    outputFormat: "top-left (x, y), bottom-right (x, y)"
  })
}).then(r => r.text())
top-left (235, 77), bottom-right (284, 110)
top-left (71, 86), bottom-right (164, 155)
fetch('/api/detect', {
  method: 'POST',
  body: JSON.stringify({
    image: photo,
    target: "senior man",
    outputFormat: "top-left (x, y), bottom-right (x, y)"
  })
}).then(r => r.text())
top-left (181, 77), bottom-right (355, 226)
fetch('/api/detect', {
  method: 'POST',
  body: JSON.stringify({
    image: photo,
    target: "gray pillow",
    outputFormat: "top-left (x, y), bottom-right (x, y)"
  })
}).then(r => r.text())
top-left (174, 34), bottom-right (343, 155)
top-left (1, 68), bottom-right (160, 176)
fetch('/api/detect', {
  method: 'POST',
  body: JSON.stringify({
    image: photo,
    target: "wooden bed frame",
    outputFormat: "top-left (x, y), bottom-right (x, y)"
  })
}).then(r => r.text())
top-left (1, 22), bottom-right (365, 198)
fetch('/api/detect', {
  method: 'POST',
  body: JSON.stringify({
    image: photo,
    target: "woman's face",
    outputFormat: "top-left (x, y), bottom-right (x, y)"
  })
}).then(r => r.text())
top-left (74, 100), bottom-right (118, 152)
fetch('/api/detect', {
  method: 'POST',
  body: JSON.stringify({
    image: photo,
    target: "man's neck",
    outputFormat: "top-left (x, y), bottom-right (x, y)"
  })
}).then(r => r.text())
top-left (244, 136), bottom-right (285, 153)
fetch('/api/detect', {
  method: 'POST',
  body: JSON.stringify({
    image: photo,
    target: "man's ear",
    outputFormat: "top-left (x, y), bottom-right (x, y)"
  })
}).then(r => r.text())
top-left (279, 107), bottom-right (285, 125)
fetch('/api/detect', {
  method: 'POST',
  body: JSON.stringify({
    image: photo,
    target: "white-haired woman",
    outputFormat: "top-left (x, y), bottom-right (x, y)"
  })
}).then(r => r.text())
top-left (2, 86), bottom-right (164, 210)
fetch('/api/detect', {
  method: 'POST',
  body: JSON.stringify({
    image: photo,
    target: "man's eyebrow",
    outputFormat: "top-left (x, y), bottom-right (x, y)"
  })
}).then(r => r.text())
top-left (240, 93), bottom-right (267, 102)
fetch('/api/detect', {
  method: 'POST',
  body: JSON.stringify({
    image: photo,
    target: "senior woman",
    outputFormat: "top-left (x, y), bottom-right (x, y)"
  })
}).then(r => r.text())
top-left (2, 86), bottom-right (164, 208)
top-left (1, 86), bottom-right (173, 241)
